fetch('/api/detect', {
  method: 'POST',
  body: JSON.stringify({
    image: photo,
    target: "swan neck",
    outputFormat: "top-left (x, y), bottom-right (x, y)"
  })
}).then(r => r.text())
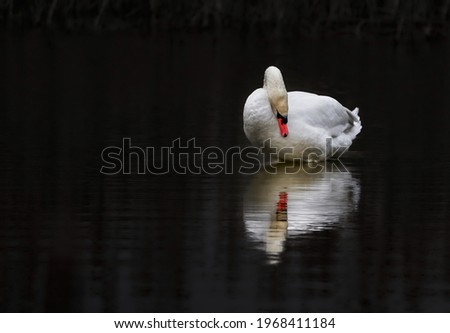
top-left (263, 67), bottom-right (288, 116)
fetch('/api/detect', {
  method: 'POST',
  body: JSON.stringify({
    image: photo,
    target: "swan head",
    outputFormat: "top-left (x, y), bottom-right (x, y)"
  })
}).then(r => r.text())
top-left (263, 66), bottom-right (289, 137)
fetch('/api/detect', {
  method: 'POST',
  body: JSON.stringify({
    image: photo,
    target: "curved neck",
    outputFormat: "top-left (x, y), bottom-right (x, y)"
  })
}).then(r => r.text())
top-left (263, 67), bottom-right (288, 116)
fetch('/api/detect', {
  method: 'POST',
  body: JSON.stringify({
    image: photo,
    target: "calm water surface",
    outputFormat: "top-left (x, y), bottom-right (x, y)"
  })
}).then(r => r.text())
top-left (1, 30), bottom-right (450, 312)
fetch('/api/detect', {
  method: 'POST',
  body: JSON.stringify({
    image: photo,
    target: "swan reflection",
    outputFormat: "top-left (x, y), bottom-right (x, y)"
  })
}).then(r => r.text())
top-left (243, 165), bottom-right (360, 264)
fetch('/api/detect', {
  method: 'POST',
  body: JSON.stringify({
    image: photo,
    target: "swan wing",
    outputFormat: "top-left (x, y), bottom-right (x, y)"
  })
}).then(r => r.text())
top-left (288, 91), bottom-right (361, 138)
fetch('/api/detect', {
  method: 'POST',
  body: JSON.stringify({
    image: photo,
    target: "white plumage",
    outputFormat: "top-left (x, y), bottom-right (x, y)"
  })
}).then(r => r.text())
top-left (243, 66), bottom-right (362, 161)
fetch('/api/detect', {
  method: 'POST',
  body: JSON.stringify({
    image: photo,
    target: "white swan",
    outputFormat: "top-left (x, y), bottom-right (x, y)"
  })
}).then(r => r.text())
top-left (243, 66), bottom-right (362, 161)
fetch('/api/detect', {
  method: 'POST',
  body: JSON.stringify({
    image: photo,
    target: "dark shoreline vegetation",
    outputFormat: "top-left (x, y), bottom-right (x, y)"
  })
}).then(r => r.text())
top-left (1, 0), bottom-right (449, 39)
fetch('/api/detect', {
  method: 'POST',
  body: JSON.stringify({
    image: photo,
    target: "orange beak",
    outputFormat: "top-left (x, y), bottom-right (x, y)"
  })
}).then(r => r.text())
top-left (277, 113), bottom-right (288, 137)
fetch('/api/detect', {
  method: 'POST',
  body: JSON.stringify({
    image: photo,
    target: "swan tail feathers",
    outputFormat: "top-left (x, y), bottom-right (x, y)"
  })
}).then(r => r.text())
top-left (346, 106), bottom-right (360, 124)
top-left (343, 107), bottom-right (362, 138)
top-left (352, 107), bottom-right (362, 137)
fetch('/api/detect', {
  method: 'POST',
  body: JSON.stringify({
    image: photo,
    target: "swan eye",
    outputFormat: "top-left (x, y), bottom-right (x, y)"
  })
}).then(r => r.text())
top-left (276, 112), bottom-right (288, 124)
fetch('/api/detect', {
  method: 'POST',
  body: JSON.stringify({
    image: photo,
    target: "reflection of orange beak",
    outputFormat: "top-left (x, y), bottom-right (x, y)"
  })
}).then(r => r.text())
top-left (276, 192), bottom-right (288, 212)
top-left (277, 117), bottom-right (288, 137)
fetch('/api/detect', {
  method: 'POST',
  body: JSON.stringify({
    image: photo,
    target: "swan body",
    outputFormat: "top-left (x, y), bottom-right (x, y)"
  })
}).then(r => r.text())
top-left (243, 66), bottom-right (362, 161)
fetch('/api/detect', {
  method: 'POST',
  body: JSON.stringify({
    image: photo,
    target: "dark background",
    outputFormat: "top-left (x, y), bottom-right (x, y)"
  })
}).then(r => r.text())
top-left (1, 0), bottom-right (449, 38)
top-left (1, 1), bottom-right (450, 312)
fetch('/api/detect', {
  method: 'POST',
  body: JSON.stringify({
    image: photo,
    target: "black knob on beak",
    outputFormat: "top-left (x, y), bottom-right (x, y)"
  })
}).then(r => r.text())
top-left (276, 111), bottom-right (288, 124)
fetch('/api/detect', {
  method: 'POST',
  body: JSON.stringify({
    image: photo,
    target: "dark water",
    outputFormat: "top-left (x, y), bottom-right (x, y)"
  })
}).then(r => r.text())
top-left (1, 29), bottom-right (450, 312)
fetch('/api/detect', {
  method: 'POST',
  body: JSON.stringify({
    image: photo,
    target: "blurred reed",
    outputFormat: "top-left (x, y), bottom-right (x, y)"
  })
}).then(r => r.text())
top-left (0, 0), bottom-right (448, 38)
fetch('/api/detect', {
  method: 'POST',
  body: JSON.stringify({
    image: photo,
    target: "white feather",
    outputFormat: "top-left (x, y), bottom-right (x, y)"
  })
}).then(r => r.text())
top-left (243, 67), bottom-right (362, 161)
